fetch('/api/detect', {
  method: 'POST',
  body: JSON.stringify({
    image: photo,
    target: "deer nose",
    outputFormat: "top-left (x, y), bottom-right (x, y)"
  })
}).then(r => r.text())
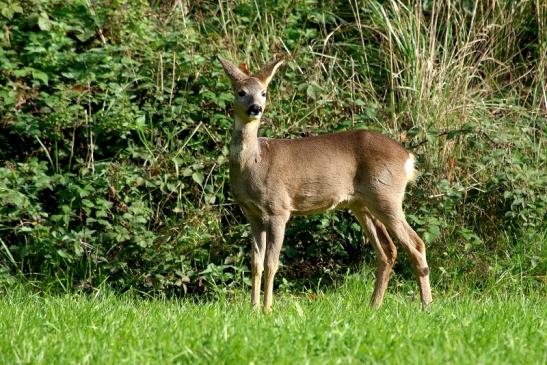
top-left (247, 104), bottom-right (263, 116)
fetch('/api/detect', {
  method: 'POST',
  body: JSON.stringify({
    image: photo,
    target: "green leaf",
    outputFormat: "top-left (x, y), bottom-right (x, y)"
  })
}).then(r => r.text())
top-left (82, 199), bottom-right (95, 208)
top-left (38, 16), bottom-right (51, 31)
top-left (13, 69), bottom-right (30, 78)
top-left (56, 249), bottom-right (71, 259)
top-left (1, 7), bottom-right (14, 20)
top-left (306, 84), bottom-right (317, 100)
top-left (192, 172), bottom-right (204, 185)
top-left (32, 70), bottom-right (49, 85)
top-left (76, 30), bottom-right (96, 42)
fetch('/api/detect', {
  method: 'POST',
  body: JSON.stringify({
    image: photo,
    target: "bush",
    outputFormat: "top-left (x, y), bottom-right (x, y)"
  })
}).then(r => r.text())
top-left (0, 0), bottom-right (545, 294)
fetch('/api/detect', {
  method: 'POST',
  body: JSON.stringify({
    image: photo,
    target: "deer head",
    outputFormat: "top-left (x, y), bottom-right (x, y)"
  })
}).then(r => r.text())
top-left (218, 56), bottom-right (284, 123)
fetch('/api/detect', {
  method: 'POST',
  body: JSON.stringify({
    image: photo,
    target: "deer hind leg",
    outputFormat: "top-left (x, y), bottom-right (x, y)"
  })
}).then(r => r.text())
top-left (403, 221), bottom-right (432, 308)
top-left (373, 205), bottom-right (432, 309)
top-left (263, 214), bottom-right (289, 313)
top-left (353, 209), bottom-right (397, 308)
top-left (249, 219), bottom-right (266, 309)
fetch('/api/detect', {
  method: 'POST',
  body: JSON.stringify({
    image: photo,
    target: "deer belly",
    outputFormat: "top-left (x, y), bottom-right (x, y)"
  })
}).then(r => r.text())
top-left (290, 190), bottom-right (351, 215)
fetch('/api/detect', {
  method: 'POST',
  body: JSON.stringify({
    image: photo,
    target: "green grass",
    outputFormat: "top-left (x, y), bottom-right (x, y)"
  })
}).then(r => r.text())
top-left (1, 277), bottom-right (545, 365)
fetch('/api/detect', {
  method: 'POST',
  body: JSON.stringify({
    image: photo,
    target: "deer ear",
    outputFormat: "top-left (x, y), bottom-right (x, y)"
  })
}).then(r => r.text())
top-left (255, 58), bottom-right (284, 86)
top-left (218, 56), bottom-right (248, 85)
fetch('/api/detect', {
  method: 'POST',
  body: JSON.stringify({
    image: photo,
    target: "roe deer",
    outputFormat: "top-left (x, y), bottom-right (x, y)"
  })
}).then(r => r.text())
top-left (218, 56), bottom-right (432, 312)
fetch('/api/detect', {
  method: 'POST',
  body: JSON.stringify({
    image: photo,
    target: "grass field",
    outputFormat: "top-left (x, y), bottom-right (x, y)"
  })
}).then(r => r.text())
top-left (1, 276), bottom-right (544, 365)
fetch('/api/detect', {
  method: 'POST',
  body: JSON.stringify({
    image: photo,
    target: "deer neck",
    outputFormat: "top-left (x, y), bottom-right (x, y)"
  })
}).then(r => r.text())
top-left (230, 116), bottom-right (261, 167)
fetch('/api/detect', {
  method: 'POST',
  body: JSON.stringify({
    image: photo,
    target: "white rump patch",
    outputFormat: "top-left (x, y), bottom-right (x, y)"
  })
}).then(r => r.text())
top-left (405, 153), bottom-right (417, 181)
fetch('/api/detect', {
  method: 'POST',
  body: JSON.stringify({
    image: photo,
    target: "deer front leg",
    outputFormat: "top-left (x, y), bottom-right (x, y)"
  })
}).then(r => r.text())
top-left (263, 214), bottom-right (288, 313)
top-left (364, 215), bottom-right (397, 308)
top-left (249, 219), bottom-right (266, 309)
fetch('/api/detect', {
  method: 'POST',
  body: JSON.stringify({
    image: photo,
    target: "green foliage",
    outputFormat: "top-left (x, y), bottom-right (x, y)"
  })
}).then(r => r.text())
top-left (0, 0), bottom-right (545, 294)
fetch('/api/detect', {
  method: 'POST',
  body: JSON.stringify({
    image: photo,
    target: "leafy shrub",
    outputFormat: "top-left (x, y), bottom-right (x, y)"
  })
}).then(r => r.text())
top-left (0, 0), bottom-right (545, 294)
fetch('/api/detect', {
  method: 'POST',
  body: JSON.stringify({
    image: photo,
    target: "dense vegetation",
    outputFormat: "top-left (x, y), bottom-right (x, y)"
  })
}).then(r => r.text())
top-left (0, 0), bottom-right (545, 296)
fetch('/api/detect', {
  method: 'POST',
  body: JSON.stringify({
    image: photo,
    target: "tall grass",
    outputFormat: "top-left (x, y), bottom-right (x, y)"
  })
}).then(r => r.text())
top-left (212, 0), bottom-right (545, 286)
top-left (366, 0), bottom-right (544, 171)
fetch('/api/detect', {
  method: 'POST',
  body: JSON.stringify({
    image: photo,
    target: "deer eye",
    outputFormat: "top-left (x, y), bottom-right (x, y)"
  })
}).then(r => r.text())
top-left (238, 90), bottom-right (246, 97)
top-left (261, 91), bottom-right (267, 97)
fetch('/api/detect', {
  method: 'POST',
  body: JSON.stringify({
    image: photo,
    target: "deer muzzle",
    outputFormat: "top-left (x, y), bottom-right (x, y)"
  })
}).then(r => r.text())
top-left (247, 104), bottom-right (263, 116)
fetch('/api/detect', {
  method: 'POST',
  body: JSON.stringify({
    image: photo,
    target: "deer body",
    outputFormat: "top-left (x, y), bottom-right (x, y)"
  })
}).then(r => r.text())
top-left (230, 127), bottom-right (412, 216)
top-left (219, 56), bottom-right (432, 312)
